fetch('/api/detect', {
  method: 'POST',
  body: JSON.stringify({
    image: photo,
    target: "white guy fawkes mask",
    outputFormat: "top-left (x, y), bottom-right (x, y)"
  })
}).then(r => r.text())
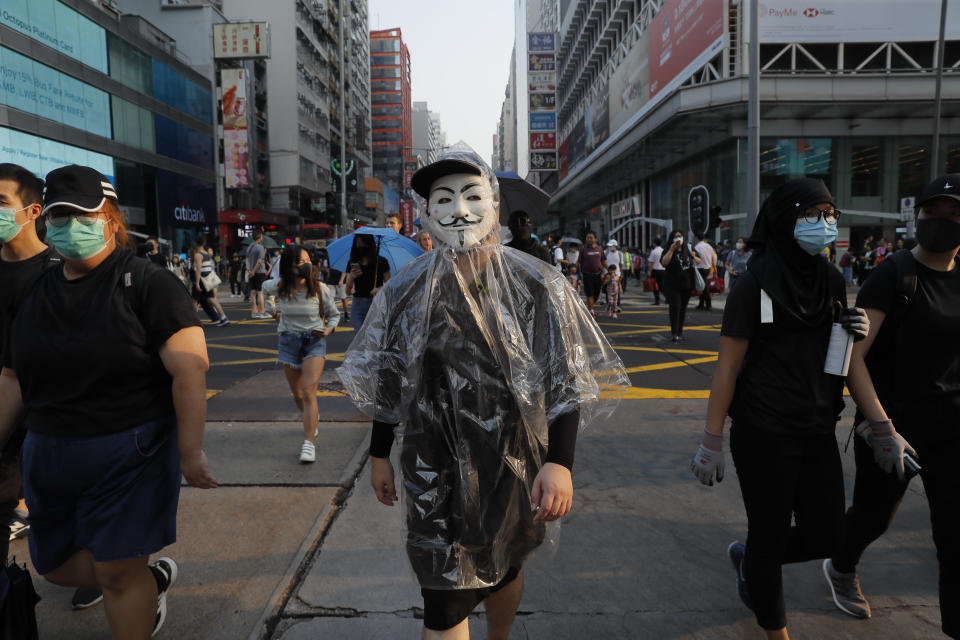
top-left (423, 172), bottom-right (498, 251)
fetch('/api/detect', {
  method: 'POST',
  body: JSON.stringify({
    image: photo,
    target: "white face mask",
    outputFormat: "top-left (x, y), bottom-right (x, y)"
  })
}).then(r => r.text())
top-left (422, 173), bottom-right (498, 251)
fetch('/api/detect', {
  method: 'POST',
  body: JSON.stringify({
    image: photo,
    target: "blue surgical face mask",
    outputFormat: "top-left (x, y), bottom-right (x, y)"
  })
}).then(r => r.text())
top-left (794, 219), bottom-right (838, 256)
top-left (0, 206), bottom-right (32, 243)
top-left (46, 217), bottom-right (111, 260)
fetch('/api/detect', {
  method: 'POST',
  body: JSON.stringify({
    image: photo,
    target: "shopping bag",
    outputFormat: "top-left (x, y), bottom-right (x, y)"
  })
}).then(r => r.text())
top-left (0, 561), bottom-right (41, 640)
top-left (200, 270), bottom-right (222, 291)
top-left (692, 268), bottom-right (706, 295)
top-left (642, 277), bottom-right (659, 292)
top-left (707, 275), bottom-right (725, 294)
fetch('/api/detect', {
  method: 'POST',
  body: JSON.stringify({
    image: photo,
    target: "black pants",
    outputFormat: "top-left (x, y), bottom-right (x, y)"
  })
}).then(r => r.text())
top-left (192, 286), bottom-right (220, 321)
top-left (664, 287), bottom-right (691, 337)
top-left (697, 268), bottom-right (712, 308)
top-left (834, 436), bottom-right (960, 638)
top-left (730, 424), bottom-right (845, 630)
top-left (652, 271), bottom-right (664, 304)
top-left (230, 275), bottom-right (241, 295)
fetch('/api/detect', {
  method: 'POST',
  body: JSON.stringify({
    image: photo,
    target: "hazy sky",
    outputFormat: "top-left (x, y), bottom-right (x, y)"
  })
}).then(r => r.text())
top-left (367, 0), bottom-right (515, 163)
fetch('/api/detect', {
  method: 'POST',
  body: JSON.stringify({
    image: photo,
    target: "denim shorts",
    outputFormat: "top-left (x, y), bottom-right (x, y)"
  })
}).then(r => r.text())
top-left (278, 331), bottom-right (327, 368)
top-left (21, 416), bottom-right (180, 574)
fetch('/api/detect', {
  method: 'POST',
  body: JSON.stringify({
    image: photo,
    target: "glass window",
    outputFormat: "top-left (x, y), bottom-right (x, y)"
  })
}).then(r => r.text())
top-left (0, 126), bottom-right (114, 181)
top-left (152, 60), bottom-right (213, 123)
top-left (0, 46), bottom-right (111, 138)
top-left (371, 54), bottom-right (401, 66)
top-left (1, 0), bottom-right (108, 72)
top-left (372, 130), bottom-right (402, 142)
top-left (108, 33), bottom-right (153, 96)
top-left (371, 67), bottom-right (401, 78)
top-left (154, 114), bottom-right (214, 169)
top-left (851, 145), bottom-right (881, 197)
top-left (111, 96), bottom-right (155, 152)
top-left (898, 142), bottom-right (930, 201)
top-left (370, 39), bottom-right (400, 53)
top-left (371, 79), bottom-right (401, 92)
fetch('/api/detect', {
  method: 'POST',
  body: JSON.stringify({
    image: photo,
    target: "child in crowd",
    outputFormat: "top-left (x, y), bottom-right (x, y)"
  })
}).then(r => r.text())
top-left (603, 264), bottom-right (621, 318)
top-left (567, 264), bottom-right (581, 293)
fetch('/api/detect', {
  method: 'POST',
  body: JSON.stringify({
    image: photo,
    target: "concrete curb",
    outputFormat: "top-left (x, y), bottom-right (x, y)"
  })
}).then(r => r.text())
top-left (247, 429), bottom-right (372, 640)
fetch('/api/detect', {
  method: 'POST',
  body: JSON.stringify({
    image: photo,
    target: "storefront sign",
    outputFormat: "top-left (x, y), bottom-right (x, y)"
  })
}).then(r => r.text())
top-left (530, 132), bottom-right (556, 150)
top-left (528, 33), bottom-right (556, 53)
top-left (157, 169), bottom-right (216, 228)
top-left (400, 200), bottom-right (413, 235)
top-left (528, 53), bottom-right (555, 72)
top-left (530, 151), bottom-right (558, 171)
top-left (529, 112), bottom-right (556, 131)
top-left (213, 22), bottom-right (270, 58)
top-left (649, 0), bottom-right (724, 98)
top-left (221, 68), bottom-right (249, 188)
top-left (528, 72), bottom-right (556, 93)
top-left (529, 93), bottom-right (556, 111)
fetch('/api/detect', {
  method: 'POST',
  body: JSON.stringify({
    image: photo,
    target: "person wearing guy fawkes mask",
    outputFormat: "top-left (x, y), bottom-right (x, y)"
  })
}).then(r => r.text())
top-left (822, 175), bottom-right (960, 638)
top-left (338, 150), bottom-right (626, 639)
top-left (505, 209), bottom-right (552, 264)
top-left (689, 178), bottom-right (869, 639)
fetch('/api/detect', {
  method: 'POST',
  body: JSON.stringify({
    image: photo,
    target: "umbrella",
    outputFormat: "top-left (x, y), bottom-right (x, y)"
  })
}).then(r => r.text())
top-left (561, 236), bottom-right (582, 245)
top-left (243, 235), bottom-right (280, 249)
top-left (326, 227), bottom-right (424, 275)
top-left (495, 171), bottom-right (551, 221)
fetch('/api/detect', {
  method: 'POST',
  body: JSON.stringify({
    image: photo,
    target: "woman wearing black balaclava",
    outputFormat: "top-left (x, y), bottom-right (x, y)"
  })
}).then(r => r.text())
top-left (344, 233), bottom-right (389, 330)
top-left (660, 229), bottom-right (700, 342)
top-left (688, 178), bottom-right (869, 639)
top-left (823, 174), bottom-right (960, 639)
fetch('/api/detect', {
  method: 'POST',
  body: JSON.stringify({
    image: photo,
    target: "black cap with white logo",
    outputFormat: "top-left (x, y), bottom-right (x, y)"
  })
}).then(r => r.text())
top-left (41, 164), bottom-right (118, 214)
top-left (917, 174), bottom-right (960, 208)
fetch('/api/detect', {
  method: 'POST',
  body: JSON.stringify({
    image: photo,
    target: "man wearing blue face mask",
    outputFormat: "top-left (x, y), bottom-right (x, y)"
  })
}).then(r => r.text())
top-left (0, 163), bottom-right (58, 569)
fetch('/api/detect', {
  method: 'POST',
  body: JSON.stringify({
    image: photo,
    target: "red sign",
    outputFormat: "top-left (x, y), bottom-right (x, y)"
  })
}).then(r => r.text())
top-left (649, 0), bottom-right (724, 98)
top-left (558, 138), bottom-right (570, 182)
top-left (404, 172), bottom-right (413, 189)
top-left (530, 132), bottom-right (556, 150)
top-left (401, 201), bottom-right (413, 236)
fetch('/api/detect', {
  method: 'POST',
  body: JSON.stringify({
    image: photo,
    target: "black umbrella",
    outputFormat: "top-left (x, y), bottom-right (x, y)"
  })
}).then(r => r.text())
top-left (495, 171), bottom-right (551, 221)
top-left (0, 562), bottom-right (41, 640)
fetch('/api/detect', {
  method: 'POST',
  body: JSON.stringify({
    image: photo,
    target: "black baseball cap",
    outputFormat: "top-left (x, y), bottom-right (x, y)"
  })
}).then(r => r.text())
top-left (41, 164), bottom-right (118, 214)
top-left (411, 158), bottom-right (482, 199)
top-left (917, 174), bottom-right (960, 208)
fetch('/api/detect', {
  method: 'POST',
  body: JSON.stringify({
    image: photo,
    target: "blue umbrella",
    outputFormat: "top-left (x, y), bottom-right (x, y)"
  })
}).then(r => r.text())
top-left (327, 227), bottom-right (424, 274)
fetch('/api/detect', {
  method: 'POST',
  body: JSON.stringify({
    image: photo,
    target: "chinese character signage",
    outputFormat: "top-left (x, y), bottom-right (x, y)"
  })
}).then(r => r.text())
top-left (530, 152), bottom-right (558, 171)
top-left (214, 22), bottom-right (270, 59)
top-left (527, 53), bottom-right (555, 72)
top-left (528, 33), bottom-right (556, 52)
top-left (530, 132), bottom-right (556, 150)
top-left (527, 31), bottom-right (557, 171)
top-left (529, 72), bottom-right (556, 93)
top-left (221, 69), bottom-right (249, 188)
top-left (529, 113), bottom-right (557, 131)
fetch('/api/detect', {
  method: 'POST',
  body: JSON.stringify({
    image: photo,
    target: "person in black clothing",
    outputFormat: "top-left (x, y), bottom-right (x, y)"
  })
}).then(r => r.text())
top-left (505, 210), bottom-right (552, 264)
top-left (824, 175), bottom-right (960, 638)
top-left (228, 252), bottom-right (242, 297)
top-left (689, 178), bottom-right (868, 640)
top-left (0, 165), bottom-right (218, 639)
top-left (344, 233), bottom-right (390, 330)
top-left (659, 230), bottom-right (700, 342)
top-left (145, 236), bottom-right (168, 268)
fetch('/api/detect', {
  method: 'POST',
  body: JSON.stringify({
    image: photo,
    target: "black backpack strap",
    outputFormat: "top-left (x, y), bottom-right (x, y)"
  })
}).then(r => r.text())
top-left (882, 249), bottom-right (918, 423)
top-left (120, 252), bottom-right (159, 331)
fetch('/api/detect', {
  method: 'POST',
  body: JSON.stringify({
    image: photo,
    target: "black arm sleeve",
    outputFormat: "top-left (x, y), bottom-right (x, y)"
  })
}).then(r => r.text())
top-left (545, 408), bottom-right (579, 470)
top-left (370, 419), bottom-right (396, 458)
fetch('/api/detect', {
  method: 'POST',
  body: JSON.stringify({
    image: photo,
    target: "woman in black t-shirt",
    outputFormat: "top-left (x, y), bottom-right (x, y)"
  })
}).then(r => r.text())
top-left (0, 165), bottom-right (217, 638)
top-left (344, 233), bottom-right (390, 330)
top-left (825, 175), bottom-right (960, 637)
top-left (659, 229), bottom-right (700, 342)
top-left (688, 179), bottom-right (868, 639)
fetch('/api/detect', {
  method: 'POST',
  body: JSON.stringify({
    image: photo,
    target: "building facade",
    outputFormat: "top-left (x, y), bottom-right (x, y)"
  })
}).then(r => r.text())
top-left (412, 101), bottom-right (444, 165)
top-left (369, 28), bottom-right (412, 196)
top-left (0, 0), bottom-right (217, 254)
top-left (545, 0), bottom-right (960, 254)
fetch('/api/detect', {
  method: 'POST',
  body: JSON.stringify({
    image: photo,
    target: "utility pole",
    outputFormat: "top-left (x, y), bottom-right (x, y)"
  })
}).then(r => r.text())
top-left (931, 0), bottom-right (948, 181)
top-left (338, 0), bottom-right (348, 232)
top-left (746, 0), bottom-right (760, 232)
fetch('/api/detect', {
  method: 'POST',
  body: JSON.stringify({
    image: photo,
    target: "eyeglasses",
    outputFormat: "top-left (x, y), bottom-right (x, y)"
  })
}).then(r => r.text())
top-left (801, 207), bottom-right (841, 225)
top-left (46, 211), bottom-right (103, 228)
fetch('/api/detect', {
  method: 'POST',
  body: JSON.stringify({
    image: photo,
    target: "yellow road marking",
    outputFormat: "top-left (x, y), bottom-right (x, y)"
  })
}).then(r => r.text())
top-left (603, 324), bottom-right (721, 337)
top-left (600, 387), bottom-right (711, 399)
top-left (623, 355), bottom-right (718, 374)
top-left (206, 389), bottom-right (222, 398)
top-left (211, 357), bottom-right (277, 366)
top-left (206, 343), bottom-right (278, 355)
top-left (205, 331), bottom-right (278, 341)
top-left (607, 345), bottom-right (719, 356)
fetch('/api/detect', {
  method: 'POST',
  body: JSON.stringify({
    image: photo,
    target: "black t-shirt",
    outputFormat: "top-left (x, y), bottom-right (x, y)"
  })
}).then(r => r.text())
top-left (8, 248), bottom-right (200, 437)
top-left (721, 271), bottom-right (846, 435)
top-left (506, 237), bottom-right (552, 265)
top-left (352, 256), bottom-right (390, 298)
top-left (0, 247), bottom-right (60, 366)
top-left (663, 249), bottom-right (696, 292)
top-left (147, 252), bottom-right (169, 268)
top-left (857, 254), bottom-right (960, 447)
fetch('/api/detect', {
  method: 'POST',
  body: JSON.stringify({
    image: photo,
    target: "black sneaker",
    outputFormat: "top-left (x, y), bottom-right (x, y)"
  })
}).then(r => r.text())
top-left (727, 541), bottom-right (753, 612)
top-left (71, 587), bottom-right (103, 610)
top-left (151, 557), bottom-right (178, 637)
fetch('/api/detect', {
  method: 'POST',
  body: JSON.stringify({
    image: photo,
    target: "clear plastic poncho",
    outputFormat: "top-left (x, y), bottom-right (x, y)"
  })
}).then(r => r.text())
top-left (338, 152), bottom-right (627, 590)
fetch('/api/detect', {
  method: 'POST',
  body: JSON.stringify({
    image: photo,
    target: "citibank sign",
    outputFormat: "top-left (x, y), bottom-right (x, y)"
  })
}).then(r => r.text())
top-left (174, 205), bottom-right (206, 223)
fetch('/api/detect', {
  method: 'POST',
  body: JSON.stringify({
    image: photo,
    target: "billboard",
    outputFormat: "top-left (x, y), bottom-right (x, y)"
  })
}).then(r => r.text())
top-left (1, 0), bottom-right (107, 72)
top-left (529, 72), bottom-right (556, 93)
top-left (529, 93), bottom-right (556, 111)
top-left (214, 22), bottom-right (270, 58)
top-left (221, 69), bottom-right (249, 188)
top-left (0, 126), bottom-right (114, 183)
top-left (528, 53), bottom-right (556, 72)
top-left (584, 85), bottom-right (609, 156)
top-left (745, 1), bottom-right (960, 43)
top-left (0, 46), bottom-right (111, 139)
top-left (530, 113), bottom-right (557, 131)
top-left (649, 0), bottom-right (724, 98)
top-left (608, 31), bottom-right (650, 134)
top-left (400, 200), bottom-right (413, 235)
top-left (530, 152), bottom-right (558, 171)
top-left (558, 138), bottom-right (570, 182)
top-left (528, 33), bottom-right (556, 52)
top-left (530, 132), bottom-right (556, 150)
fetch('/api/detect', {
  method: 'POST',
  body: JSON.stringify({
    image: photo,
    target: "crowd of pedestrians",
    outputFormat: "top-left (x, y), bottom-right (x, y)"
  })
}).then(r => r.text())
top-left (2, 157), bottom-right (959, 640)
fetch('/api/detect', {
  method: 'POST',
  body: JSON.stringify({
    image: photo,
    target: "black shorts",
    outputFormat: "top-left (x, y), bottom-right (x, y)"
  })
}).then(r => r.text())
top-left (582, 272), bottom-right (602, 298)
top-left (249, 273), bottom-right (267, 291)
top-left (421, 566), bottom-right (520, 630)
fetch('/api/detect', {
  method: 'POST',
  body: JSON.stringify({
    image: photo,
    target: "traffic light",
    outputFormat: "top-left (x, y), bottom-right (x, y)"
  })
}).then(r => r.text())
top-left (688, 185), bottom-right (710, 237)
top-left (709, 205), bottom-right (723, 232)
top-left (325, 192), bottom-right (337, 213)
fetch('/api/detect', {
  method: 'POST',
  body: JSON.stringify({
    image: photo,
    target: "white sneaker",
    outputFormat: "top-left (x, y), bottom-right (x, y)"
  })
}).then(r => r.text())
top-left (151, 557), bottom-right (178, 637)
top-left (299, 440), bottom-right (316, 463)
